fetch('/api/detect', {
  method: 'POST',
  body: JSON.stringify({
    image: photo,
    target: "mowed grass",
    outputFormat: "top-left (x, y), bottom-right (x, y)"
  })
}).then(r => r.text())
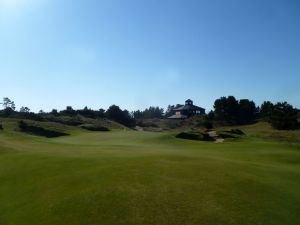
top-left (0, 121), bottom-right (300, 225)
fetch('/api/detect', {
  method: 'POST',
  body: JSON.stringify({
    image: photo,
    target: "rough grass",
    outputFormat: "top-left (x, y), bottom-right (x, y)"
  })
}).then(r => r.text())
top-left (80, 124), bottom-right (110, 132)
top-left (0, 120), bottom-right (300, 225)
top-left (44, 115), bottom-right (128, 130)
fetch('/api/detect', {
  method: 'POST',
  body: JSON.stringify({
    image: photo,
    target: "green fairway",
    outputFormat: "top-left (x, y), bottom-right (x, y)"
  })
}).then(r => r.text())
top-left (0, 120), bottom-right (300, 225)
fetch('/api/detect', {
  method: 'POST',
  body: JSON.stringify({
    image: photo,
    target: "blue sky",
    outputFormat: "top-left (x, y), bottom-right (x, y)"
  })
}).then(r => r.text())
top-left (0, 0), bottom-right (299, 112)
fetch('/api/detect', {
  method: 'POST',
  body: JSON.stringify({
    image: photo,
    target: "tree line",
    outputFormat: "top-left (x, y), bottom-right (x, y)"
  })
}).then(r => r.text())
top-left (0, 98), bottom-right (135, 127)
top-left (210, 96), bottom-right (299, 130)
top-left (0, 97), bottom-right (299, 130)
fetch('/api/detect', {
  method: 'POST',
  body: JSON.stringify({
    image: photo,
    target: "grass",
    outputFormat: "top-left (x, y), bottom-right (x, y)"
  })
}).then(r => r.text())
top-left (0, 119), bottom-right (300, 225)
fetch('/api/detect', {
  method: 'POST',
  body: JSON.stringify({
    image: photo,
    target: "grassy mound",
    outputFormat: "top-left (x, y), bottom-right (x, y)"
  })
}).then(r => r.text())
top-left (80, 124), bottom-right (110, 132)
top-left (217, 129), bottom-right (245, 139)
top-left (46, 115), bottom-right (84, 126)
top-left (42, 115), bottom-right (128, 130)
top-left (18, 120), bottom-right (69, 138)
top-left (236, 122), bottom-right (300, 143)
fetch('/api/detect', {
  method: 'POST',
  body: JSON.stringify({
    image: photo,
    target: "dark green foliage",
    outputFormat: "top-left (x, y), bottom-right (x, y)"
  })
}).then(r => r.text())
top-left (54, 107), bottom-right (106, 119)
top-left (207, 110), bottom-right (215, 120)
top-left (18, 120), bottom-right (68, 138)
top-left (165, 105), bottom-right (176, 117)
top-left (260, 101), bottom-right (274, 119)
top-left (76, 107), bottom-right (96, 118)
top-left (214, 96), bottom-right (240, 124)
top-left (203, 121), bottom-right (213, 130)
top-left (176, 132), bottom-right (203, 141)
top-left (60, 106), bottom-right (76, 116)
top-left (1, 97), bottom-right (16, 111)
top-left (97, 108), bottom-right (106, 118)
top-left (0, 97), bottom-right (135, 128)
top-left (0, 98), bottom-right (16, 117)
top-left (18, 120), bottom-right (27, 130)
top-left (229, 129), bottom-right (245, 135)
top-left (46, 116), bottom-right (84, 126)
top-left (18, 107), bottom-right (44, 121)
top-left (51, 109), bottom-right (59, 116)
top-left (217, 129), bottom-right (245, 139)
top-left (176, 131), bottom-right (213, 141)
top-left (270, 102), bottom-right (298, 130)
top-left (106, 105), bottom-right (135, 127)
top-left (81, 124), bottom-right (110, 132)
top-left (217, 132), bottom-right (236, 139)
top-left (0, 107), bottom-right (15, 117)
top-left (0, 122), bottom-right (3, 130)
top-left (214, 96), bottom-right (257, 125)
top-left (19, 106), bottom-right (30, 113)
top-left (203, 117), bottom-right (213, 130)
top-left (132, 110), bottom-right (143, 119)
top-left (21, 112), bottom-right (43, 121)
top-left (133, 106), bottom-right (164, 119)
top-left (238, 99), bottom-right (257, 124)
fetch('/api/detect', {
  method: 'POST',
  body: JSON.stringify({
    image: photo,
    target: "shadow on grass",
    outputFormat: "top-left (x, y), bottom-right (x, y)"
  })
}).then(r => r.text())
top-left (18, 121), bottom-right (69, 138)
top-left (176, 131), bottom-right (214, 141)
top-left (80, 124), bottom-right (110, 132)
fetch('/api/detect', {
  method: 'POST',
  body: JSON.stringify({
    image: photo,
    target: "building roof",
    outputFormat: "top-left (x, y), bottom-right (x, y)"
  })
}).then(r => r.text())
top-left (174, 104), bottom-right (205, 111)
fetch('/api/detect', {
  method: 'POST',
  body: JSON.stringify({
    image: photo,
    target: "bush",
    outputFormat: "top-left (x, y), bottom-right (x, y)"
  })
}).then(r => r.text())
top-left (106, 105), bottom-right (135, 127)
top-left (203, 120), bottom-right (213, 130)
top-left (176, 131), bottom-right (213, 141)
top-left (227, 129), bottom-right (245, 135)
top-left (216, 129), bottom-right (245, 139)
top-left (0, 123), bottom-right (3, 130)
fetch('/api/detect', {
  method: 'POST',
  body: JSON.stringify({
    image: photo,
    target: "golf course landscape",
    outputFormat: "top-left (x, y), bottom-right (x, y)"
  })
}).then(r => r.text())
top-left (1, 0), bottom-right (299, 224)
top-left (1, 119), bottom-right (300, 225)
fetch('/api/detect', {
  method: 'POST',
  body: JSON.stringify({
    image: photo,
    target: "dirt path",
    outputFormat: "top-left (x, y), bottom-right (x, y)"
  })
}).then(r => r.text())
top-left (207, 131), bottom-right (224, 143)
top-left (135, 126), bottom-right (144, 131)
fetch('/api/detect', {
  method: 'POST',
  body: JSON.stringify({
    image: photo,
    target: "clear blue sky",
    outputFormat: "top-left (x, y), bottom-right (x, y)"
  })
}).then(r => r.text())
top-left (0, 0), bottom-right (299, 112)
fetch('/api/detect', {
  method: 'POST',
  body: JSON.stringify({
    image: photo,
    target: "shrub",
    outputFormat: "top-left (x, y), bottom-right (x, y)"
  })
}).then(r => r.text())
top-left (176, 131), bottom-right (213, 141)
top-left (203, 120), bottom-right (213, 130)
top-left (228, 129), bottom-right (245, 135)
top-left (106, 105), bottom-right (135, 127)
top-left (216, 129), bottom-right (245, 139)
